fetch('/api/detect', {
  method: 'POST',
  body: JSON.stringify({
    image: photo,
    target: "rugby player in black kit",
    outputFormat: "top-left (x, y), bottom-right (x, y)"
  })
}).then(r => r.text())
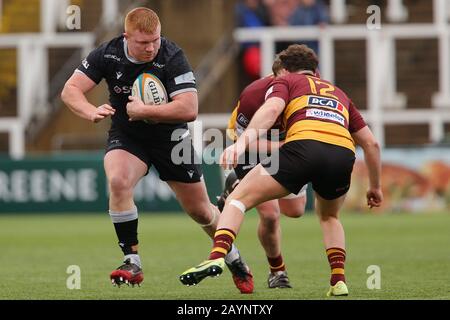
top-left (61, 7), bottom-right (254, 293)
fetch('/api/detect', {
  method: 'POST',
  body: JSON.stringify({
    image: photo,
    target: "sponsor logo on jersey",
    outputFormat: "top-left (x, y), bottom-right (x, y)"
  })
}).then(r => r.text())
top-left (307, 96), bottom-right (344, 112)
top-left (113, 85), bottom-right (132, 94)
top-left (108, 139), bottom-right (123, 150)
top-left (187, 170), bottom-right (195, 178)
top-left (237, 113), bottom-right (249, 126)
top-left (104, 54), bottom-right (121, 62)
top-left (152, 62), bottom-right (165, 68)
top-left (306, 108), bottom-right (345, 126)
top-left (174, 72), bottom-right (195, 85)
top-left (116, 71), bottom-right (123, 79)
top-left (110, 139), bottom-right (121, 145)
top-left (82, 59), bottom-right (89, 69)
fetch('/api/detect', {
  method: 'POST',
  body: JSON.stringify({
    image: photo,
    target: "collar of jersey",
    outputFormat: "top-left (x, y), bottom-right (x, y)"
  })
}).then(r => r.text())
top-left (123, 38), bottom-right (148, 65)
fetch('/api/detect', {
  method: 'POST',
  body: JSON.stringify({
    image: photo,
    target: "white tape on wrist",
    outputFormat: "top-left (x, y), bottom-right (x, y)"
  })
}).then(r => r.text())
top-left (229, 199), bottom-right (246, 214)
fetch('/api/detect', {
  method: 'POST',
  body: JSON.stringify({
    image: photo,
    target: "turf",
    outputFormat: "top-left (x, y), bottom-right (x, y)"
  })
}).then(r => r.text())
top-left (0, 212), bottom-right (449, 300)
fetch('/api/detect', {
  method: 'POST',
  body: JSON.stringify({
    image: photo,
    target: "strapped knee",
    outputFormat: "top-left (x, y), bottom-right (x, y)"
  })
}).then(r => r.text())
top-left (199, 205), bottom-right (219, 227)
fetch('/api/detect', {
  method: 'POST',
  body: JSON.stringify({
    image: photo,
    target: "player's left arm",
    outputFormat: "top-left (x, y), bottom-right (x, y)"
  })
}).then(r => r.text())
top-left (149, 49), bottom-right (198, 123)
top-left (127, 91), bottom-right (197, 123)
top-left (166, 91), bottom-right (198, 122)
top-left (128, 48), bottom-right (199, 123)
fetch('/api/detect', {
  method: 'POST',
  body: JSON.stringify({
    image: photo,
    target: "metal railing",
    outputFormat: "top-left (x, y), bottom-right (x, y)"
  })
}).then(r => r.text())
top-left (0, 0), bottom-right (145, 158)
top-left (0, 33), bottom-right (95, 159)
top-left (228, 3), bottom-right (450, 147)
top-left (2, 0), bottom-right (450, 157)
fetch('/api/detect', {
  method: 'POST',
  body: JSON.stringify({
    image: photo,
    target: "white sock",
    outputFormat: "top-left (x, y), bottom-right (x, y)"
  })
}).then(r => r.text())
top-left (225, 244), bottom-right (240, 264)
top-left (124, 254), bottom-right (141, 268)
top-left (274, 270), bottom-right (287, 275)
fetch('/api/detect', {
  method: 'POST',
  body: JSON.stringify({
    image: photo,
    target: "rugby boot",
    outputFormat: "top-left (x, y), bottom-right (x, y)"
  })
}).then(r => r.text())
top-left (226, 255), bottom-right (254, 294)
top-left (179, 258), bottom-right (225, 286)
top-left (110, 258), bottom-right (143, 287)
top-left (326, 280), bottom-right (349, 297)
top-left (267, 270), bottom-right (292, 289)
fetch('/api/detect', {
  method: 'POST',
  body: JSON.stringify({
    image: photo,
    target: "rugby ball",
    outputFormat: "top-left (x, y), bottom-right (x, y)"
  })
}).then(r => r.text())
top-left (132, 73), bottom-right (168, 123)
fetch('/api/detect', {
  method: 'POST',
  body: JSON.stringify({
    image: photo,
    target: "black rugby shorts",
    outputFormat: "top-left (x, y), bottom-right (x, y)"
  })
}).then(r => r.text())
top-left (106, 126), bottom-right (202, 183)
top-left (262, 139), bottom-right (355, 200)
top-left (234, 151), bottom-right (267, 180)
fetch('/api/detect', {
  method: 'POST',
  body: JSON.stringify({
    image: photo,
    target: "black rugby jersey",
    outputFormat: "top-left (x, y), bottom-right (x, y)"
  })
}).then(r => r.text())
top-left (76, 35), bottom-right (197, 140)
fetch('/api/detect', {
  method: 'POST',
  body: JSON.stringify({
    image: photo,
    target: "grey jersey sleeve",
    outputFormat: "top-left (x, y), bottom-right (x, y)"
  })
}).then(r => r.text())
top-left (165, 50), bottom-right (197, 98)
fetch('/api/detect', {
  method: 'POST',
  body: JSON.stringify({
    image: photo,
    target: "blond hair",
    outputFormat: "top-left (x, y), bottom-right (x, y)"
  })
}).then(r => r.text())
top-left (124, 7), bottom-right (160, 33)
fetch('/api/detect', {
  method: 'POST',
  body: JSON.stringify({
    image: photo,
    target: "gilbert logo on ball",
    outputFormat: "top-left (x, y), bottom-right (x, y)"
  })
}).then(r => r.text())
top-left (132, 73), bottom-right (168, 123)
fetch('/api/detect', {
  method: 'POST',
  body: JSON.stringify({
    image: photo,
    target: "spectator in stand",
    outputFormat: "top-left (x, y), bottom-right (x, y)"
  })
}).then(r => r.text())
top-left (264, 0), bottom-right (299, 53)
top-left (235, 0), bottom-right (328, 80)
top-left (265, 0), bottom-right (328, 54)
top-left (289, 0), bottom-right (329, 54)
top-left (235, 0), bottom-right (270, 80)
top-left (264, 0), bottom-right (297, 26)
top-left (290, 0), bottom-right (328, 27)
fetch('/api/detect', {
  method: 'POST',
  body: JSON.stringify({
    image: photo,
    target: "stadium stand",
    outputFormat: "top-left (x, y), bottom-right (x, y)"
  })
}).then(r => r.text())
top-left (234, 0), bottom-right (450, 147)
top-left (0, 0), bottom-right (449, 157)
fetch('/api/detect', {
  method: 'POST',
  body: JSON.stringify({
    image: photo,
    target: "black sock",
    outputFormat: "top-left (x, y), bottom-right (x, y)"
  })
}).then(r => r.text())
top-left (113, 218), bottom-right (139, 255)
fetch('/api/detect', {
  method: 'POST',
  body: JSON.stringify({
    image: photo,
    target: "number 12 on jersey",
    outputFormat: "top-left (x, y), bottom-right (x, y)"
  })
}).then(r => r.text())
top-left (307, 76), bottom-right (338, 100)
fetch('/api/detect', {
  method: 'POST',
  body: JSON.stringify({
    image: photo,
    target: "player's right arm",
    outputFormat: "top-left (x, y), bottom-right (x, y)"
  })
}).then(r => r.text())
top-left (62, 43), bottom-right (115, 123)
top-left (61, 72), bottom-right (115, 123)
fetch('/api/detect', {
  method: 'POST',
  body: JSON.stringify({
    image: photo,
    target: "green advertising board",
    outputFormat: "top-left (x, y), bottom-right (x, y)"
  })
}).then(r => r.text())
top-left (0, 153), bottom-right (223, 213)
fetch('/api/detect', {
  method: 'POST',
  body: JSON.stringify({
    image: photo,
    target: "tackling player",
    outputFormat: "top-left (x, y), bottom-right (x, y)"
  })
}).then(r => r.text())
top-left (180, 44), bottom-right (383, 296)
top-left (214, 55), bottom-right (308, 289)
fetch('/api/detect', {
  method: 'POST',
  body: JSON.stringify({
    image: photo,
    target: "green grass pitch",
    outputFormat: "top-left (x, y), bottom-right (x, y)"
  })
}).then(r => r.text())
top-left (0, 211), bottom-right (449, 300)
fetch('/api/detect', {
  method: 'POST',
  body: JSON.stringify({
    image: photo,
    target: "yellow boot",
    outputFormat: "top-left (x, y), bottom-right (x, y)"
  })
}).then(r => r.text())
top-left (326, 281), bottom-right (349, 297)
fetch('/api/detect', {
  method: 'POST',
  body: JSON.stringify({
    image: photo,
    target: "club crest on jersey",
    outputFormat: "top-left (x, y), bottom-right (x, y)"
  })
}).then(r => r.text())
top-left (308, 96), bottom-right (343, 112)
